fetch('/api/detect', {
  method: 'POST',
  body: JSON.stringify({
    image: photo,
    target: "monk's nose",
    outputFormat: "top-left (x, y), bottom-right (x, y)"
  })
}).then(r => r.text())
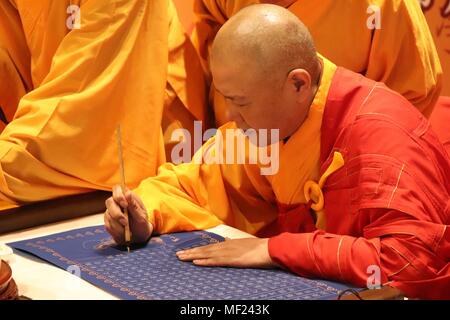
top-left (228, 111), bottom-right (246, 128)
top-left (213, 98), bottom-right (234, 126)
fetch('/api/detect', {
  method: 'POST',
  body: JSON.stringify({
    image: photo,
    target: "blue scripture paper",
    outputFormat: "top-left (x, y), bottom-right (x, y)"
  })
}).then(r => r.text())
top-left (8, 226), bottom-right (355, 300)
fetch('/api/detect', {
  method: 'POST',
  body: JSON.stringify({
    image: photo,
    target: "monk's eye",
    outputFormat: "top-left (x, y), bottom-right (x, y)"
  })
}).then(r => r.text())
top-left (225, 97), bottom-right (250, 107)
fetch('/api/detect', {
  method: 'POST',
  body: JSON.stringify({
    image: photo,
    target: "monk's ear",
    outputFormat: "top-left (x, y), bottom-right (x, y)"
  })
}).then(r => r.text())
top-left (287, 69), bottom-right (312, 102)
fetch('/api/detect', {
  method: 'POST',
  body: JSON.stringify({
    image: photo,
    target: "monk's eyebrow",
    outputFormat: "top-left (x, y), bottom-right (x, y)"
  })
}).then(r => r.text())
top-left (215, 88), bottom-right (246, 101)
top-left (226, 95), bottom-right (247, 101)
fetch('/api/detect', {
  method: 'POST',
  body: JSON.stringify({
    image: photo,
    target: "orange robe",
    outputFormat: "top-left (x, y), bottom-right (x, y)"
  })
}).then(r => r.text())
top-left (133, 56), bottom-right (450, 299)
top-left (422, 0), bottom-right (450, 96)
top-left (192, 0), bottom-right (443, 123)
top-left (0, 0), bottom-right (207, 203)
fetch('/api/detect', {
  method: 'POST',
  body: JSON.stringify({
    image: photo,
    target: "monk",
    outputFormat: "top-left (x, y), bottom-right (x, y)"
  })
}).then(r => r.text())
top-left (104, 5), bottom-right (450, 299)
top-left (192, 0), bottom-right (443, 125)
top-left (0, 0), bottom-right (207, 203)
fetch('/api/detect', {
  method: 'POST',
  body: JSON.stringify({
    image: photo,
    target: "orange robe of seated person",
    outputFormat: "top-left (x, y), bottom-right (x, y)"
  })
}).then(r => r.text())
top-left (192, 0), bottom-right (443, 125)
top-left (0, 0), bottom-right (207, 203)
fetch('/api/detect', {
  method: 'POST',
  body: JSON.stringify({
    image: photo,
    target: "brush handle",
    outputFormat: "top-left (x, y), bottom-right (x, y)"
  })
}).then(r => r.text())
top-left (116, 125), bottom-right (132, 246)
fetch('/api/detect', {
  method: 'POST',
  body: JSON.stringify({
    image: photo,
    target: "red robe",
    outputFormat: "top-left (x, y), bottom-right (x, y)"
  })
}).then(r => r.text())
top-left (269, 68), bottom-right (450, 299)
top-left (430, 97), bottom-right (450, 155)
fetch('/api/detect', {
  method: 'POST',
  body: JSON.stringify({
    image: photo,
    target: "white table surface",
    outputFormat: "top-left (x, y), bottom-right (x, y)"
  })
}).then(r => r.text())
top-left (0, 213), bottom-right (254, 300)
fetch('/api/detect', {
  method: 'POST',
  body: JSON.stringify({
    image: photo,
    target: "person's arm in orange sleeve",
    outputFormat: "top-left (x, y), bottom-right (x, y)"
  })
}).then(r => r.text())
top-left (104, 136), bottom-right (229, 244)
top-left (104, 120), bottom-right (280, 243)
top-left (133, 161), bottom-right (226, 235)
top-left (114, 127), bottom-right (278, 237)
top-left (268, 209), bottom-right (450, 299)
top-left (166, 0), bottom-right (208, 125)
top-left (191, 0), bottom-right (258, 80)
top-left (191, 0), bottom-right (227, 80)
top-left (191, 0), bottom-right (261, 126)
top-left (131, 129), bottom-right (251, 235)
top-left (366, 0), bottom-right (443, 117)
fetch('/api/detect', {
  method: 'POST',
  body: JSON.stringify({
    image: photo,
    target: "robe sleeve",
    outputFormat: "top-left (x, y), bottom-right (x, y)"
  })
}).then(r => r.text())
top-left (191, 0), bottom-right (258, 80)
top-left (366, 0), bottom-right (443, 117)
top-left (268, 209), bottom-right (450, 299)
top-left (133, 130), bottom-right (278, 236)
top-left (167, 0), bottom-right (208, 124)
top-left (133, 161), bottom-right (226, 235)
top-left (0, 0), bottom-right (170, 203)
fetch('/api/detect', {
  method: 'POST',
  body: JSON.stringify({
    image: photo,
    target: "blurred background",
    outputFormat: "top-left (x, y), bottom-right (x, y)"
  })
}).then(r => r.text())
top-left (173, 0), bottom-right (450, 95)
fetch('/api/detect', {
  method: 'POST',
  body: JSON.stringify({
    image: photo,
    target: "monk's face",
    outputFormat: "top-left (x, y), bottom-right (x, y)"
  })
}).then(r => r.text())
top-left (211, 57), bottom-right (312, 141)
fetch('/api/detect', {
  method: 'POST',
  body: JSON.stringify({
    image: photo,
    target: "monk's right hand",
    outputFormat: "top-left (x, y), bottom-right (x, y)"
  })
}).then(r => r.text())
top-left (104, 185), bottom-right (153, 246)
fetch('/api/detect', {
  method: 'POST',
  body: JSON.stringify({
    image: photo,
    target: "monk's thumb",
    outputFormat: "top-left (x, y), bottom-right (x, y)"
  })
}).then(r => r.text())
top-left (128, 195), bottom-right (145, 219)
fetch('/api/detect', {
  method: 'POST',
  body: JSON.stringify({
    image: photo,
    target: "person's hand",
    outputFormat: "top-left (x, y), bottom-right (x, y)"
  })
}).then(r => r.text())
top-left (104, 185), bottom-right (153, 245)
top-left (176, 238), bottom-right (276, 269)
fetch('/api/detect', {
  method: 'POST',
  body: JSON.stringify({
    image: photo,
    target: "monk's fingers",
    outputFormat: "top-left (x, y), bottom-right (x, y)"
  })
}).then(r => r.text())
top-left (177, 242), bottom-right (219, 255)
top-left (177, 251), bottom-right (216, 262)
top-left (104, 214), bottom-right (116, 240)
top-left (105, 197), bottom-right (127, 226)
top-left (106, 209), bottom-right (126, 234)
top-left (125, 192), bottom-right (147, 220)
top-left (104, 211), bottom-right (125, 245)
top-left (112, 185), bottom-right (128, 208)
top-left (189, 251), bottom-right (250, 268)
top-left (104, 211), bottom-right (109, 229)
top-left (176, 244), bottom-right (221, 261)
top-left (192, 257), bottom-right (229, 267)
top-left (128, 191), bottom-right (147, 212)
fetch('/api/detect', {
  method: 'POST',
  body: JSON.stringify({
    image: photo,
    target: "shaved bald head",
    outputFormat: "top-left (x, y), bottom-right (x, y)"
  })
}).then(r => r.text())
top-left (210, 4), bottom-right (323, 142)
top-left (211, 4), bottom-right (320, 85)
